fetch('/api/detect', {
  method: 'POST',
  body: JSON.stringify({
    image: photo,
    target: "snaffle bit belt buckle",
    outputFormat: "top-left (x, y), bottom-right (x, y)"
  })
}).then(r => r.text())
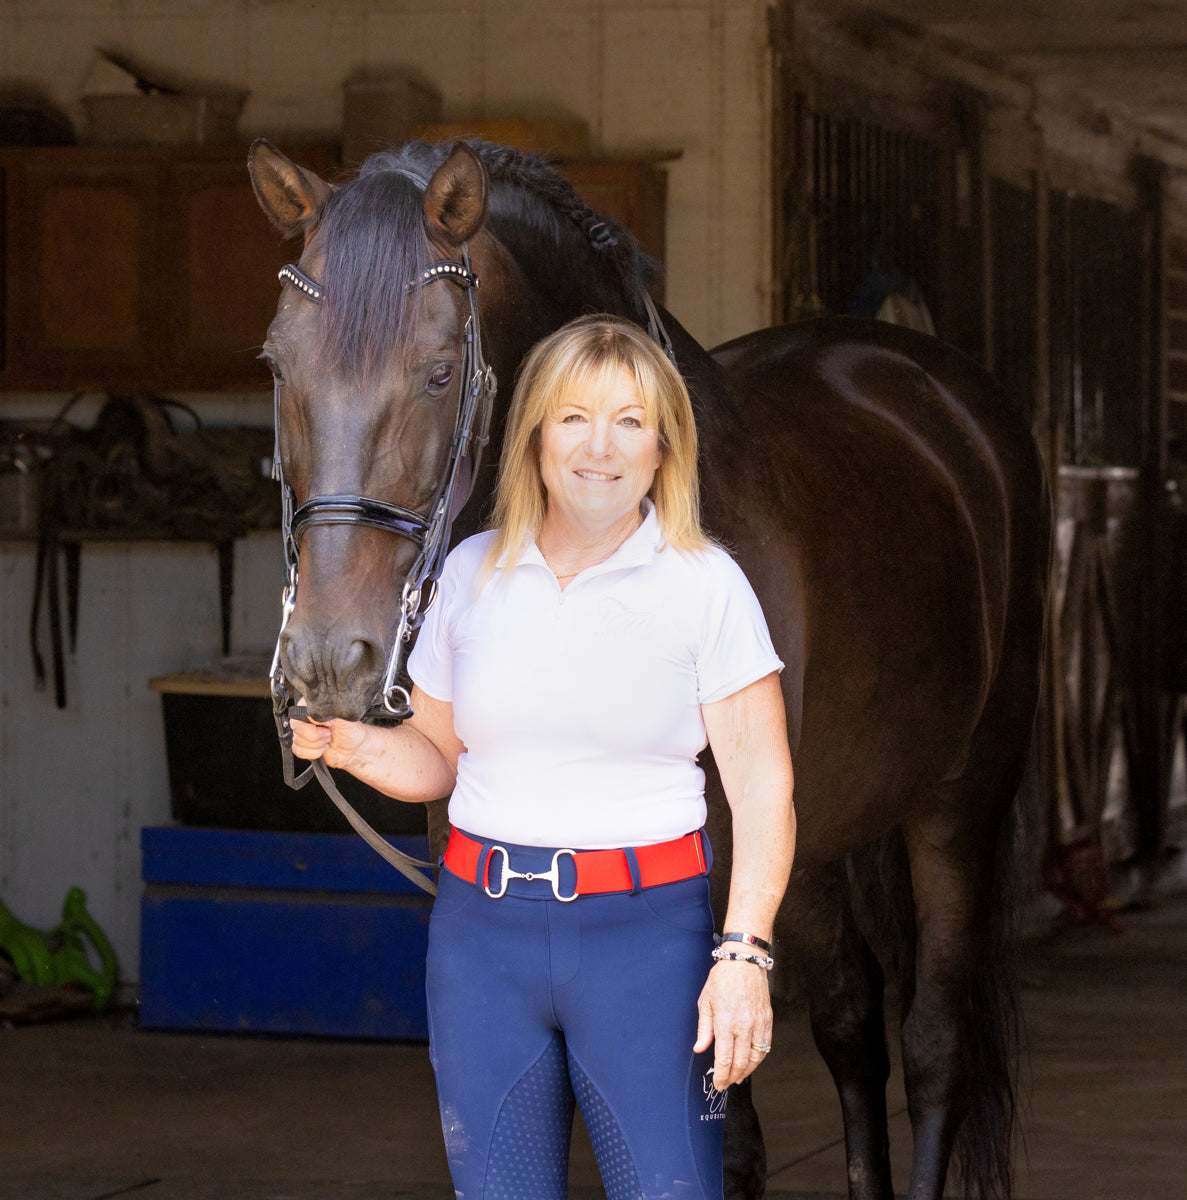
top-left (484, 846), bottom-right (578, 902)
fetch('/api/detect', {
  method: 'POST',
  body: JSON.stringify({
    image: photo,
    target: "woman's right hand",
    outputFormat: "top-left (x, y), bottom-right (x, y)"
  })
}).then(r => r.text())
top-left (290, 714), bottom-right (368, 771)
top-left (288, 687), bottom-right (461, 804)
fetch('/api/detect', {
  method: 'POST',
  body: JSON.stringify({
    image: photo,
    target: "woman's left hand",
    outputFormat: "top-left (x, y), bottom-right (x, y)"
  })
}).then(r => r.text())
top-left (694, 960), bottom-right (773, 1091)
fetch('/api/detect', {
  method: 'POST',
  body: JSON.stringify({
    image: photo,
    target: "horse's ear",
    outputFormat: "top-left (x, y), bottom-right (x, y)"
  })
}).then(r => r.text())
top-left (424, 142), bottom-right (489, 247)
top-left (248, 137), bottom-right (334, 241)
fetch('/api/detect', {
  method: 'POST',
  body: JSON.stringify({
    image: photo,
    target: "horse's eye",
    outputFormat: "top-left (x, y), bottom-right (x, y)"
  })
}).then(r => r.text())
top-left (428, 364), bottom-right (454, 393)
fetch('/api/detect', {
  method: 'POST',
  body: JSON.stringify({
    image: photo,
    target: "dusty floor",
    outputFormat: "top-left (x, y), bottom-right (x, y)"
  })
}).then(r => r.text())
top-left (3, 883), bottom-right (1186, 1200)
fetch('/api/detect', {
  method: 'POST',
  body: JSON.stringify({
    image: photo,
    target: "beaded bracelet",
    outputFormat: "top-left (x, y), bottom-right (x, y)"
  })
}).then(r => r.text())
top-left (716, 931), bottom-right (772, 953)
top-left (711, 946), bottom-right (775, 971)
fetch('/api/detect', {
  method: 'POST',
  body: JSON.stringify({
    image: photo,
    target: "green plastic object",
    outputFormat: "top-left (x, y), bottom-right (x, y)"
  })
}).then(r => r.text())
top-left (0, 888), bottom-right (119, 1011)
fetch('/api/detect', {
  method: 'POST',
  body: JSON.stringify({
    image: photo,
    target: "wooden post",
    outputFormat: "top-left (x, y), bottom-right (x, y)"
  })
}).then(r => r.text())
top-left (1034, 151), bottom-right (1074, 846)
top-left (1133, 155), bottom-right (1171, 870)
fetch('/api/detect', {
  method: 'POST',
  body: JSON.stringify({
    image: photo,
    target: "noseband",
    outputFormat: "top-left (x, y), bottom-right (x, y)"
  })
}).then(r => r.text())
top-left (268, 245), bottom-right (496, 860)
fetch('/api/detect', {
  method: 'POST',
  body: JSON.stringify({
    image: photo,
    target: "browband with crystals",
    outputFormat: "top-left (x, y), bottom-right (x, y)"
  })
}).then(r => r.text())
top-left (277, 263), bottom-right (323, 301)
top-left (278, 259), bottom-right (478, 305)
top-left (414, 261), bottom-right (478, 289)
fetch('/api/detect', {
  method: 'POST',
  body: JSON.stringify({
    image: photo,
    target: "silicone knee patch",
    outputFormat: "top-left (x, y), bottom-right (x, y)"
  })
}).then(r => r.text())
top-left (485, 1033), bottom-right (575, 1199)
top-left (568, 1054), bottom-right (643, 1200)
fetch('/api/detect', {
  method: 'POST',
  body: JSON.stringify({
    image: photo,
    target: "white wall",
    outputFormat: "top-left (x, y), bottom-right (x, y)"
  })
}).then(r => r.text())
top-left (0, 0), bottom-right (774, 983)
top-left (0, 528), bottom-right (283, 981)
top-left (0, 390), bottom-right (281, 985)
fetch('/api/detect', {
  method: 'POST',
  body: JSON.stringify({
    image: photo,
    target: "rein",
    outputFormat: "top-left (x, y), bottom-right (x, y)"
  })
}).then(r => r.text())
top-left (268, 247), bottom-right (495, 895)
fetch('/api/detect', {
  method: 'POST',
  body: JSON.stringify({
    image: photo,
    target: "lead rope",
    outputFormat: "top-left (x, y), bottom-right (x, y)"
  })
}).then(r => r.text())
top-left (313, 759), bottom-right (437, 892)
top-left (282, 704), bottom-right (438, 893)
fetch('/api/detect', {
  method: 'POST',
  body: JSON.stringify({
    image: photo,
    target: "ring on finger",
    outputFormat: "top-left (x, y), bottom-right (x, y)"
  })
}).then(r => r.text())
top-left (750, 1040), bottom-right (772, 1053)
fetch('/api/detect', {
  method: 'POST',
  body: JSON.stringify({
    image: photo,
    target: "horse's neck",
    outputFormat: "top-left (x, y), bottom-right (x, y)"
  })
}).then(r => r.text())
top-left (659, 312), bottom-right (746, 453)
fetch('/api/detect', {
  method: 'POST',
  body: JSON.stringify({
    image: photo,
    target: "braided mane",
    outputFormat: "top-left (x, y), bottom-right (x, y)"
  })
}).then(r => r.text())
top-left (313, 140), bottom-right (657, 381)
top-left (397, 139), bottom-right (656, 293)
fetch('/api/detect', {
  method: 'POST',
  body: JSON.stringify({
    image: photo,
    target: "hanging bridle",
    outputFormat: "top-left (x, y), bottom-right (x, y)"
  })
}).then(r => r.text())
top-left (267, 246), bottom-right (496, 894)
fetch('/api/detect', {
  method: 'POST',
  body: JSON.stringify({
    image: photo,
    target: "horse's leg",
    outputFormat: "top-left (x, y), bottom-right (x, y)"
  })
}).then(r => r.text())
top-left (782, 863), bottom-right (895, 1200)
top-left (723, 1075), bottom-right (766, 1200)
top-left (899, 792), bottom-right (1015, 1200)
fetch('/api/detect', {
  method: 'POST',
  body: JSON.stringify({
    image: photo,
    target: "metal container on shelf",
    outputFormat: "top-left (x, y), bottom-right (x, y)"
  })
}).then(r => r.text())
top-left (0, 467), bottom-right (37, 536)
top-left (0, 420), bottom-right (52, 537)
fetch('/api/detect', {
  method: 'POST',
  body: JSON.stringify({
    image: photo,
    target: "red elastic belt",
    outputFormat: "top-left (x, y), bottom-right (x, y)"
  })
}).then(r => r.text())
top-left (443, 827), bottom-right (708, 897)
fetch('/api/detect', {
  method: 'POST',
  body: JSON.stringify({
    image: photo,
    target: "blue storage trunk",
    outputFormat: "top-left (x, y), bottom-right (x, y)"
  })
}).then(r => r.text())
top-left (140, 826), bottom-right (433, 1039)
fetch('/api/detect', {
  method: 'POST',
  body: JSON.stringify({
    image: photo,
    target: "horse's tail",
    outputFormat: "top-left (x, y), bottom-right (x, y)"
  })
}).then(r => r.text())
top-left (851, 780), bottom-right (1026, 1200)
top-left (952, 777), bottom-right (1025, 1200)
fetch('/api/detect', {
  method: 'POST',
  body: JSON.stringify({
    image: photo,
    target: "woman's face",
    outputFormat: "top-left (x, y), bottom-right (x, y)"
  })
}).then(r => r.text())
top-left (538, 366), bottom-right (662, 532)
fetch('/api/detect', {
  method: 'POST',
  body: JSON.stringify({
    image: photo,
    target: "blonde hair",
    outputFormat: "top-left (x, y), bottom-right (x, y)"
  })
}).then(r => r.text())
top-left (483, 314), bottom-right (709, 576)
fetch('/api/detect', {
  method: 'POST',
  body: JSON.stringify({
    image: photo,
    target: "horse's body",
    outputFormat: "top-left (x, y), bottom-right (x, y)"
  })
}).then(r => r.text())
top-left (249, 138), bottom-right (1050, 1200)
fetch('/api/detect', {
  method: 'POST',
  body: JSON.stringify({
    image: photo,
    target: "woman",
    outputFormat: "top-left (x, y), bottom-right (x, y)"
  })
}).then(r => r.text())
top-left (292, 314), bottom-right (795, 1200)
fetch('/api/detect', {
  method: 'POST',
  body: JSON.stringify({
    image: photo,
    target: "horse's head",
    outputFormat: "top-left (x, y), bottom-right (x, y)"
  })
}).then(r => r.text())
top-left (249, 138), bottom-right (493, 721)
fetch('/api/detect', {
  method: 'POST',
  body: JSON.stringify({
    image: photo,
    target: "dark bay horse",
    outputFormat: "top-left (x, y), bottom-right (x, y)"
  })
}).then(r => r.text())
top-left (248, 137), bottom-right (1050, 1200)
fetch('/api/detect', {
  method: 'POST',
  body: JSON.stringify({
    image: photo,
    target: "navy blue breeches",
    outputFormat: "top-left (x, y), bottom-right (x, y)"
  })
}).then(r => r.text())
top-left (426, 833), bottom-right (726, 1200)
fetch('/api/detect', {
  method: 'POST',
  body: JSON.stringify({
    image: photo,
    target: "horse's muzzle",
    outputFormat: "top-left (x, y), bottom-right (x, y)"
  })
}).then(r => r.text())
top-left (279, 622), bottom-right (388, 722)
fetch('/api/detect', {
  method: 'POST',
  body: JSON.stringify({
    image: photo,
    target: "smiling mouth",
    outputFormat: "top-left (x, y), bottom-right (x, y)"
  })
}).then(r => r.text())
top-left (574, 469), bottom-right (620, 481)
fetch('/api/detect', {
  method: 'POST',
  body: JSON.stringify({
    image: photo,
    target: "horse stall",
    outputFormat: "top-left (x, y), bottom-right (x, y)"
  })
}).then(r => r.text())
top-left (771, 3), bottom-right (1187, 912)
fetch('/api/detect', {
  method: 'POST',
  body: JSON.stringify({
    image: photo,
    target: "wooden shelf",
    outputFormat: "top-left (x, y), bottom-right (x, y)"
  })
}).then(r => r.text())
top-left (149, 671), bottom-right (270, 698)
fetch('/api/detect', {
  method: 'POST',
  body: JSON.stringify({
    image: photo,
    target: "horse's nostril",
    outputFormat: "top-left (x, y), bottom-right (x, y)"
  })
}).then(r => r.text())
top-left (339, 636), bottom-right (384, 682)
top-left (279, 627), bottom-right (313, 685)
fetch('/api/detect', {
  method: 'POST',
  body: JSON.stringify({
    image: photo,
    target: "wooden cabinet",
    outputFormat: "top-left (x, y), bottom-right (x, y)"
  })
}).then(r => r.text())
top-left (2, 153), bottom-right (157, 385)
top-left (0, 147), bottom-right (665, 392)
top-left (0, 145), bottom-right (334, 391)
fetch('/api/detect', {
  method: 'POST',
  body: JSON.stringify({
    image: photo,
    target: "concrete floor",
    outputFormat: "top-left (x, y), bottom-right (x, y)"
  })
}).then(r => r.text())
top-left (3, 883), bottom-right (1186, 1200)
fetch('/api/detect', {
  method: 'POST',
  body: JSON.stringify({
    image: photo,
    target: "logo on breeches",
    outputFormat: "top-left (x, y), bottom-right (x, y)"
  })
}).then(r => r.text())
top-left (701, 1068), bottom-right (728, 1120)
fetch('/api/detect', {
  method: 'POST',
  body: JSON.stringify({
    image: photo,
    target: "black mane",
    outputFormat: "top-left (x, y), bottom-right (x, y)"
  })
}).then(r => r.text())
top-left (315, 140), bottom-right (657, 378)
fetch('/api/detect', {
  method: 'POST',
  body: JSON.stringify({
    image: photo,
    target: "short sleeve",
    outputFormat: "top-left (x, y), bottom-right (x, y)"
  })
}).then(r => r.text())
top-left (407, 540), bottom-right (472, 702)
top-left (694, 550), bottom-right (784, 704)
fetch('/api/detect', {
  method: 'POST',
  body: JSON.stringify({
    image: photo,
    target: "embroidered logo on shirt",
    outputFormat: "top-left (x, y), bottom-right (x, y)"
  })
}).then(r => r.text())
top-left (594, 596), bottom-right (655, 638)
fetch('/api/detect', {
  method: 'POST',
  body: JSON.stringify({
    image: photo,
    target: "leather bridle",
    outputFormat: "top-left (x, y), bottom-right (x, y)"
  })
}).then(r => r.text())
top-left (266, 247), bottom-right (496, 893)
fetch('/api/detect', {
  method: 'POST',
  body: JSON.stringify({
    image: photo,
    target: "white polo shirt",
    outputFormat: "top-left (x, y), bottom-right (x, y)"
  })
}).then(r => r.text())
top-left (408, 504), bottom-right (783, 849)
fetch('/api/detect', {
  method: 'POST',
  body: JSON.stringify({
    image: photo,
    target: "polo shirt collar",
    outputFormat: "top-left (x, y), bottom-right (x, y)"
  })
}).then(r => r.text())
top-left (504, 500), bottom-right (665, 576)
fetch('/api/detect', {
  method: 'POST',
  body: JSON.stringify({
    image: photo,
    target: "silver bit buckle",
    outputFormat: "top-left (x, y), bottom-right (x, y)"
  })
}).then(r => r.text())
top-left (484, 846), bottom-right (578, 902)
